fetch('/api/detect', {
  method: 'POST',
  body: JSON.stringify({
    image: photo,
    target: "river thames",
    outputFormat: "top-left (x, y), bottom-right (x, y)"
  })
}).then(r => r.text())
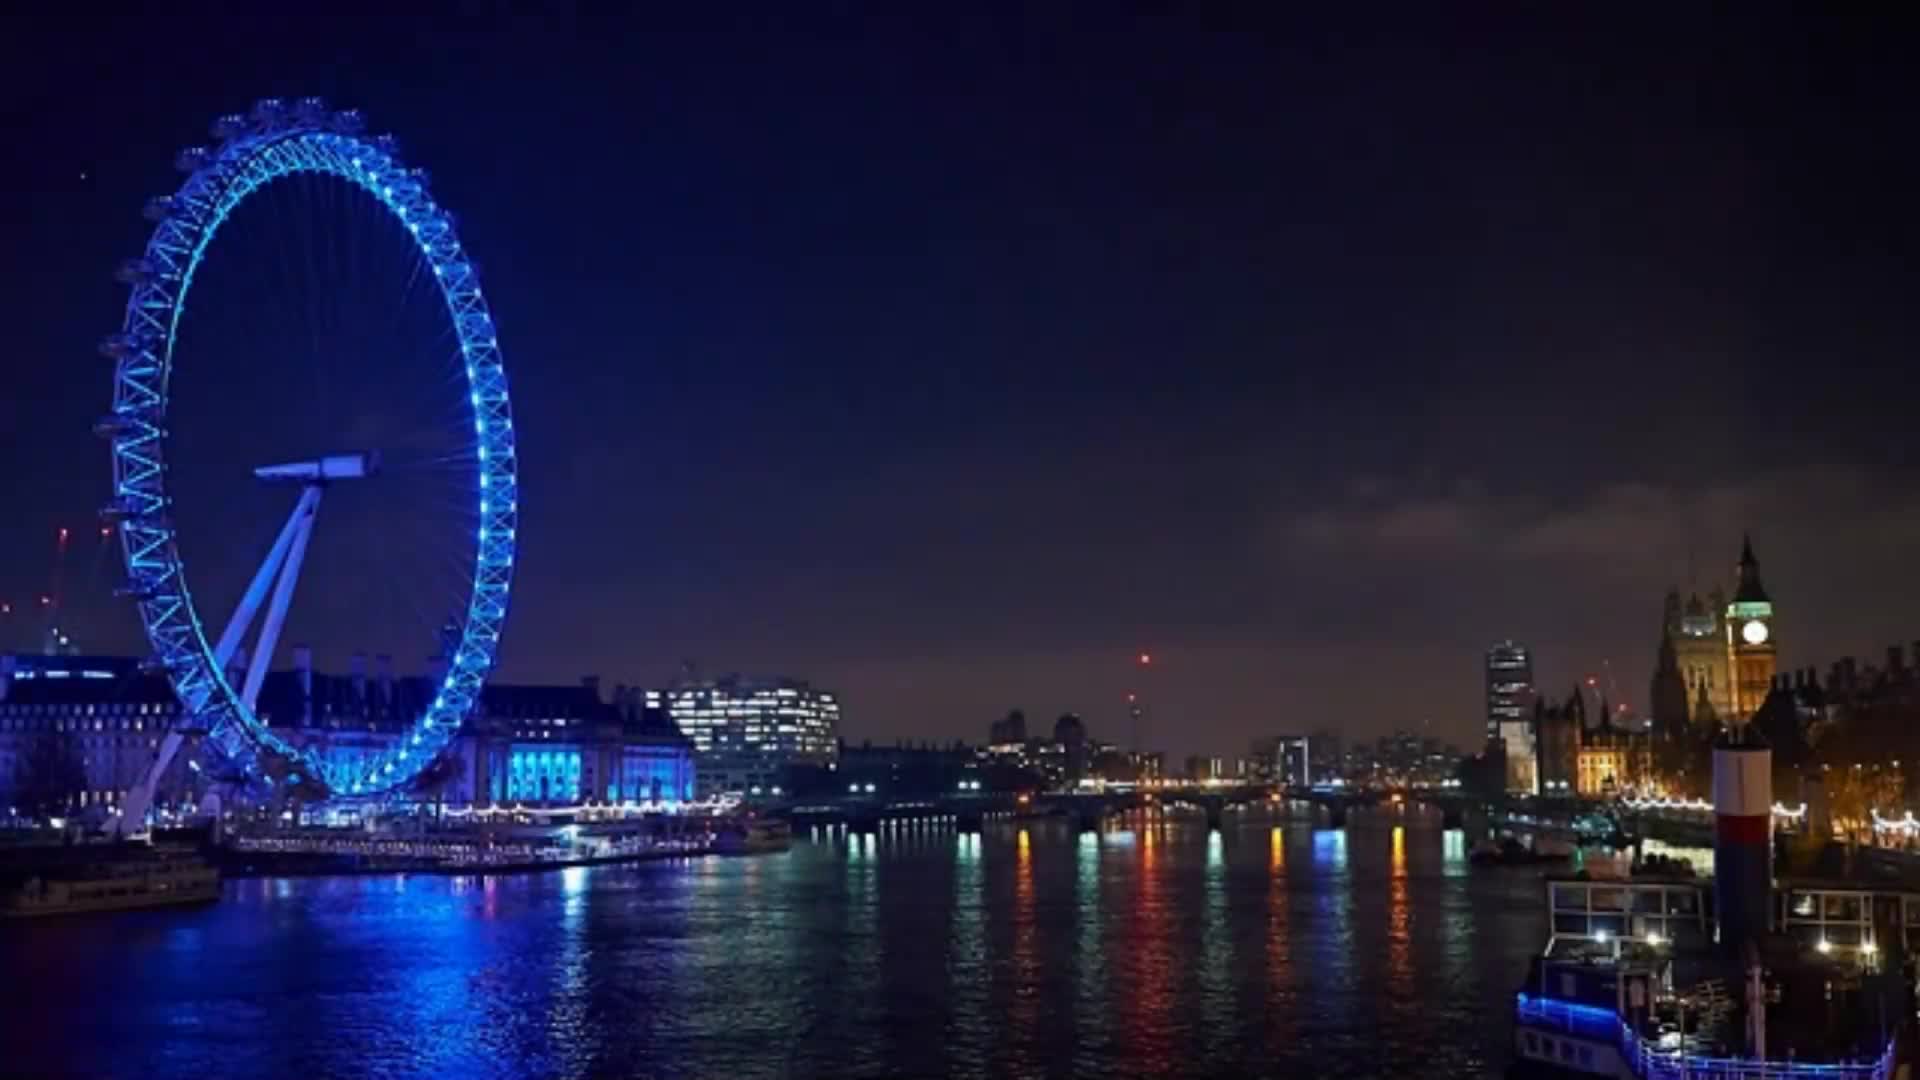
top-left (0, 810), bottom-right (1550, 1079)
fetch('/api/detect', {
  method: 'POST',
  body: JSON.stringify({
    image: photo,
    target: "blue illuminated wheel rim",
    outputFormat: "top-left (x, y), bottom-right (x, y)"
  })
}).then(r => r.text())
top-left (100, 98), bottom-right (517, 800)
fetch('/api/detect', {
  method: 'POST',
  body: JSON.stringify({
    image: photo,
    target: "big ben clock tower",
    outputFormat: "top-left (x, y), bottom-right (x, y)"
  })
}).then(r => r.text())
top-left (1725, 535), bottom-right (1776, 722)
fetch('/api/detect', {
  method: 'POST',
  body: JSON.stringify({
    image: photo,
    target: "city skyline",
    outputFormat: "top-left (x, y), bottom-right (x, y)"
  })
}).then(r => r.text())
top-left (4, 14), bottom-right (1920, 758)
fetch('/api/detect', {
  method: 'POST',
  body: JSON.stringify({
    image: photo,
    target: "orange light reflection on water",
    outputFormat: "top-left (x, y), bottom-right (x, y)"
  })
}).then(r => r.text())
top-left (1012, 828), bottom-right (1038, 1054)
top-left (1118, 821), bottom-right (1176, 1073)
top-left (1388, 826), bottom-right (1413, 999)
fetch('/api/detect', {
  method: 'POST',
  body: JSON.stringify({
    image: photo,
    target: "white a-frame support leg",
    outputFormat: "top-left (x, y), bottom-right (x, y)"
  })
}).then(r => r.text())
top-left (110, 485), bottom-right (324, 840)
top-left (218, 484), bottom-right (323, 711)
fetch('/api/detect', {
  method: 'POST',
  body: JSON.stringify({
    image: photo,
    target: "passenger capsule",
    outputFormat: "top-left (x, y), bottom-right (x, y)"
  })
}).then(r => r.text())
top-left (210, 113), bottom-right (248, 141)
top-left (372, 134), bottom-right (401, 157)
top-left (330, 109), bottom-right (366, 134)
top-left (250, 98), bottom-right (287, 126)
top-left (114, 258), bottom-right (154, 285)
top-left (142, 195), bottom-right (174, 222)
top-left (293, 96), bottom-right (328, 123)
top-left (98, 333), bottom-right (145, 359)
top-left (93, 414), bottom-right (130, 440)
top-left (98, 496), bottom-right (141, 522)
top-left (174, 146), bottom-right (210, 173)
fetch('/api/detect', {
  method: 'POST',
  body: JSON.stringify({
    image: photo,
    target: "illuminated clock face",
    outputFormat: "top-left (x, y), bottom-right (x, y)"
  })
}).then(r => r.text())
top-left (1741, 619), bottom-right (1770, 645)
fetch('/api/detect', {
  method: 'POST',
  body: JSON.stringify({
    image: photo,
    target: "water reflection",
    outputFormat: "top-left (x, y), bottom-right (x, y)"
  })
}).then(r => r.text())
top-left (1009, 828), bottom-right (1039, 1066)
top-left (1314, 827), bottom-right (1349, 874)
top-left (0, 818), bottom-right (1550, 1080)
top-left (1199, 829), bottom-right (1231, 1058)
top-left (1074, 829), bottom-right (1107, 1063)
top-left (948, 832), bottom-right (987, 1079)
top-left (549, 865), bottom-right (591, 1070)
top-left (1388, 826), bottom-right (1413, 999)
top-left (1265, 824), bottom-right (1295, 1057)
top-left (1124, 819), bottom-right (1176, 1072)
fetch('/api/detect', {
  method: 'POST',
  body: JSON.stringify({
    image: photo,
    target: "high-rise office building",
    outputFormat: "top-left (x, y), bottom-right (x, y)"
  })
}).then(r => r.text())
top-left (654, 675), bottom-right (840, 797)
top-left (1486, 640), bottom-right (1537, 794)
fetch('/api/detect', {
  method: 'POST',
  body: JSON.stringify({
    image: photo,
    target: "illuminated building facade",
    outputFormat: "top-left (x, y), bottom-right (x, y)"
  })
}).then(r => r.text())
top-left (1533, 687), bottom-right (1650, 797)
top-left (447, 681), bottom-right (695, 807)
top-left (655, 676), bottom-right (840, 797)
top-left (1486, 640), bottom-right (1537, 794)
top-left (1575, 719), bottom-right (1631, 798)
top-left (0, 652), bottom-right (695, 816)
top-left (0, 655), bottom-right (202, 818)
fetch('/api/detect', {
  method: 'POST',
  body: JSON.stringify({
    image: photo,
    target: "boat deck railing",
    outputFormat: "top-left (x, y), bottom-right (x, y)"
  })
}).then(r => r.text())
top-left (1516, 994), bottom-right (1895, 1080)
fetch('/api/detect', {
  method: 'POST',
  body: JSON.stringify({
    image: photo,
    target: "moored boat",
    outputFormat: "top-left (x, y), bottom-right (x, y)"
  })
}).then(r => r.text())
top-left (1511, 734), bottom-right (1908, 1078)
top-left (2, 855), bottom-right (220, 918)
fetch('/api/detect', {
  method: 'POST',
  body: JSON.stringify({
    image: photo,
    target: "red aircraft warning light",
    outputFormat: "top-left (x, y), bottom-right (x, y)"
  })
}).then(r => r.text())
top-left (1137, 652), bottom-right (1152, 666)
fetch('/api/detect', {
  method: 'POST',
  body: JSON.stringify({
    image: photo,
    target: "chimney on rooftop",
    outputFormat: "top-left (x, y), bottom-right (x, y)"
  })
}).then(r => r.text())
top-left (292, 644), bottom-right (314, 698)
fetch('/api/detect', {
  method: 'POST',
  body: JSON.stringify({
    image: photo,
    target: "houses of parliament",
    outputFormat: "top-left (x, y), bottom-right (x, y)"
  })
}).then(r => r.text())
top-left (1649, 536), bottom-right (1779, 731)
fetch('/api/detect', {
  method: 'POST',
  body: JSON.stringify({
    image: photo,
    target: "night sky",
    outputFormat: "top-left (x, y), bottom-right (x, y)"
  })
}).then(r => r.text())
top-left (2, 12), bottom-right (1917, 757)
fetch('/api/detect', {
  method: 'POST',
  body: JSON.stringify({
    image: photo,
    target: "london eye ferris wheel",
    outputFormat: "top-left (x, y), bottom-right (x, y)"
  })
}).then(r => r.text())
top-left (96, 98), bottom-right (519, 821)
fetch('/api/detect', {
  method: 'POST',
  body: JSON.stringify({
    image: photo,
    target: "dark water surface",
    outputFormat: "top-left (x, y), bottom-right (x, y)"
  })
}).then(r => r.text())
top-left (0, 811), bottom-right (1547, 1079)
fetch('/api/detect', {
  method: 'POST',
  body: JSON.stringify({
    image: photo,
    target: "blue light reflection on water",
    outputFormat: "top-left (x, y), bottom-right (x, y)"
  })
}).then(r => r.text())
top-left (0, 810), bottom-right (1544, 1079)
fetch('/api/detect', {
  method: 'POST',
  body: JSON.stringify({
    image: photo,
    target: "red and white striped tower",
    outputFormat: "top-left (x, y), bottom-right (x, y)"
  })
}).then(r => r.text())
top-left (1712, 728), bottom-right (1772, 958)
